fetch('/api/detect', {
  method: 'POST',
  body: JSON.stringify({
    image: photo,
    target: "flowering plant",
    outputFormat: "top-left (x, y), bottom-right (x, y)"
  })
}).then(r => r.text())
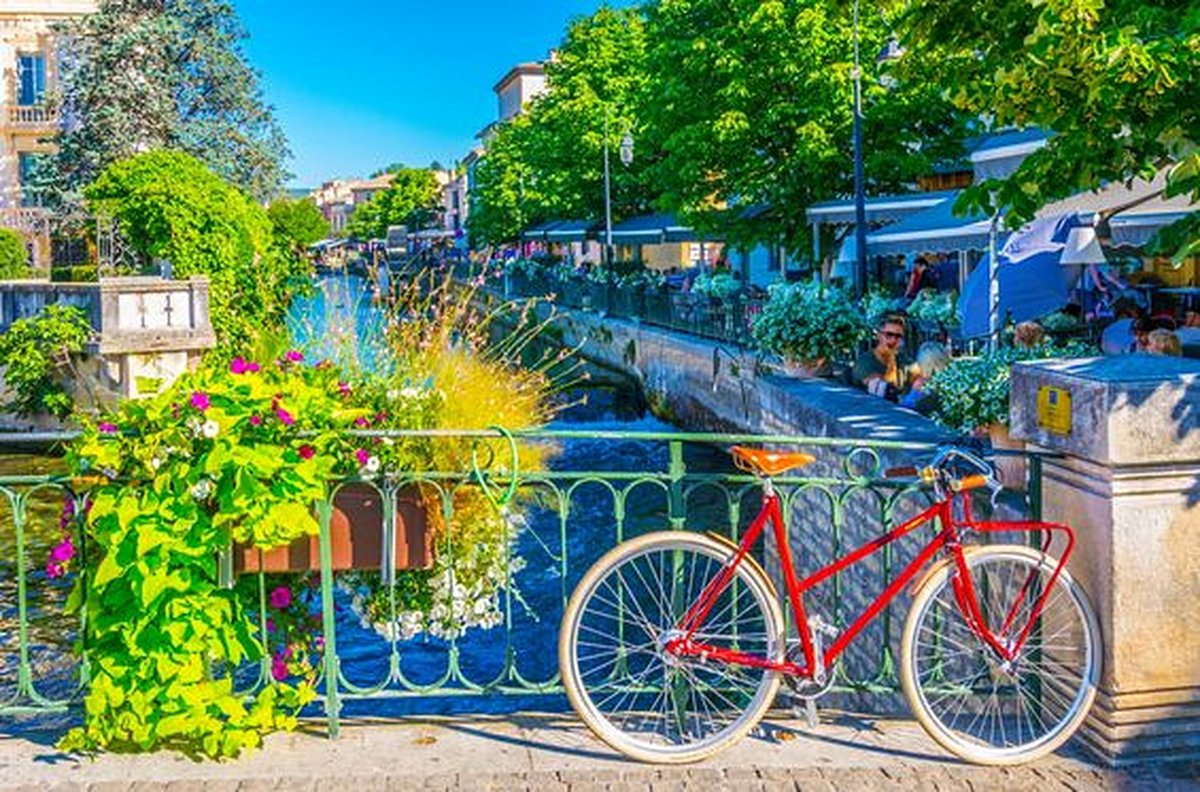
top-left (752, 279), bottom-right (870, 364)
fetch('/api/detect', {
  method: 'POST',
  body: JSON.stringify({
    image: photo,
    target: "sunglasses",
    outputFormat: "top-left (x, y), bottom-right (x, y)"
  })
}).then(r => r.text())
top-left (880, 330), bottom-right (904, 340)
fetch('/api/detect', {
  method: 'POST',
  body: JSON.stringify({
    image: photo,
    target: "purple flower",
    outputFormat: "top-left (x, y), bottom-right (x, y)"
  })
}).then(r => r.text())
top-left (230, 357), bottom-right (261, 375)
top-left (49, 538), bottom-right (75, 564)
top-left (265, 619), bottom-right (276, 633)
top-left (298, 445), bottom-right (315, 460)
top-left (46, 562), bottom-right (65, 579)
top-left (249, 415), bottom-right (263, 427)
top-left (269, 586), bottom-right (292, 609)
top-left (338, 381), bottom-right (352, 398)
top-left (285, 350), bottom-right (304, 363)
top-left (190, 392), bottom-right (210, 412)
top-left (354, 417), bottom-right (370, 428)
top-left (275, 407), bottom-right (296, 426)
top-left (354, 449), bottom-right (370, 467)
top-left (271, 657), bottom-right (289, 681)
top-left (98, 421), bottom-right (118, 434)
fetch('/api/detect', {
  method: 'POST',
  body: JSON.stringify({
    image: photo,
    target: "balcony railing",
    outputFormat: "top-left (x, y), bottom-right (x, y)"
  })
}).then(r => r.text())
top-left (0, 428), bottom-right (1044, 736)
top-left (7, 104), bottom-right (57, 128)
top-left (0, 207), bottom-right (50, 234)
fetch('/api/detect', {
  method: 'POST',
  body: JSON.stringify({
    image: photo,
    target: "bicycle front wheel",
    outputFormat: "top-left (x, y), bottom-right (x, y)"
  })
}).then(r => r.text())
top-left (901, 545), bottom-right (1100, 765)
top-left (559, 531), bottom-right (785, 764)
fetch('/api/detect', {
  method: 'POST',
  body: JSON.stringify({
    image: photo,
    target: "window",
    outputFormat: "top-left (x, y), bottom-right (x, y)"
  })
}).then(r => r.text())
top-left (17, 54), bottom-right (47, 106)
top-left (18, 152), bottom-right (46, 207)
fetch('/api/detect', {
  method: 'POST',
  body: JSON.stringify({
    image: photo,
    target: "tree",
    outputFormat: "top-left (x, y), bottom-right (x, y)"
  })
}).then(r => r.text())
top-left (469, 6), bottom-right (654, 247)
top-left (642, 0), bottom-right (970, 256)
top-left (900, 0), bottom-right (1199, 259)
top-left (344, 169), bottom-right (442, 240)
top-left (50, 0), bottom-right (290, 204)
top-left (84, 151), bottom-right (307, 350)
top-left (0, 228), bottom-right (31, 279)
top-left (268, 197), bottom-right (330, 255)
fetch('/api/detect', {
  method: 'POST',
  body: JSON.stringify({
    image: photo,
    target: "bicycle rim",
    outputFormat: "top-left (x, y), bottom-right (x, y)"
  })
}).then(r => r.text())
top-left (902, 546), bottom-right (1100, 765)
top-left (560, 532), bottom-right (784, 763)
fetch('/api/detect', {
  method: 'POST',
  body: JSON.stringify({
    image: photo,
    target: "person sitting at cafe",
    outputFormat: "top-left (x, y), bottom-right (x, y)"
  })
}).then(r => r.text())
top-left (1146, 329), bottom-right (1182, 357)
top-left (1013, 320), bottom-right (1045, 349)
top-left (904, 257), bottom-right (937, 300)
top-left (852, 315), bottom-right (916, 403)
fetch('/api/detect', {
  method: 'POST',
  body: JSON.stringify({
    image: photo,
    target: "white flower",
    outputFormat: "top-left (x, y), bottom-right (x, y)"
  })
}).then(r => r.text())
top-left (386, 389), bottom-right (400, 401)
top-left (201, 419), bottom-right (220, 439)
top-left (149, 456), bottom-right (163, 472)
top-left (400, 387), bottom-right (421, 399)
top-left (473, 598), bottom-right (492, 616)
top-left (190, 479), bottom-right (213, 500)
top-left (365, 455), bottom-right (381, 474)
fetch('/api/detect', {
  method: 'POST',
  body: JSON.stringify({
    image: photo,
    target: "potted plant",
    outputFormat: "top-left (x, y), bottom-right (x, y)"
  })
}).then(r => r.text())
top-left (751, 279), bottom-right (870, 376)
top-left (925, 339), bottom-right (1095, 490)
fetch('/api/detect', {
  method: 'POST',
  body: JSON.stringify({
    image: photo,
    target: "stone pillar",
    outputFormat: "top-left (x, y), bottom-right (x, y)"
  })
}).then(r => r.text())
top-left (1010, 356), bottom-right (1200, 765)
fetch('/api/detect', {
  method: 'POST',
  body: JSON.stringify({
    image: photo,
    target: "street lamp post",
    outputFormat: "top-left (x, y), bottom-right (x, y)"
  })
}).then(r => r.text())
top-left (850, 3), bottom-right (904, 297)
top-left (602, 108), bottom-right (634, 269)
top-left (851, 0), bottom-right (868, 298)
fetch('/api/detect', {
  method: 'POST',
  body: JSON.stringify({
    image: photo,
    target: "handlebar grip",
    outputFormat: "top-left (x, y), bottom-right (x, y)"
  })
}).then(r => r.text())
top-left (958, 474), bottom-right (990, 492)
top-left (884, 466), bottom-right (919, 478)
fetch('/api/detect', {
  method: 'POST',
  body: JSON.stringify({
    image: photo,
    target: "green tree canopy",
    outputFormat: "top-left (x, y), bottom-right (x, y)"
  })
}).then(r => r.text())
top-left (51, 0), bottom-right (290, 203)
top-left (900, 0), bottom-right (1199, 259)
top-left (268, 197), bottom-right (331, 254)
top-left (469, 6), bottom-right (653, 247)
top-left (642, 0), bottom-right (969, 256)
top-left (85, 151), bottom-right (307, 350)
top-left (0, 228), bottom-right (31, 279)
top-left (344, 169), bottom-right (442, 240)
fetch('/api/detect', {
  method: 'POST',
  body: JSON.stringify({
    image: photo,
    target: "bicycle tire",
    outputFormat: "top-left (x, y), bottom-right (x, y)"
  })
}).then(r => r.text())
top-left (901, 545), bottom-right (1100, 765)
top-left (559, 531), bottom-right (785, 764)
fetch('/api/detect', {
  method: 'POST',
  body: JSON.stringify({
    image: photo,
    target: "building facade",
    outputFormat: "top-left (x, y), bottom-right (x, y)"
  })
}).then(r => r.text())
top-left (0, 0), bottom-right (97, 267)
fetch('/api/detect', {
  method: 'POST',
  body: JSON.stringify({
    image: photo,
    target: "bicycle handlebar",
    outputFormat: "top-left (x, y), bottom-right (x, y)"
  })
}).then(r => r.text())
top-left (886, 446), bottom-right (1003, 501)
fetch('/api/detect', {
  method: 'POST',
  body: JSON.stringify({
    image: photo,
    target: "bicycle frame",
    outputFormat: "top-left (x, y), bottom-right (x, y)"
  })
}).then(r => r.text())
top-left (667, 481), bottom-right (1076, 679)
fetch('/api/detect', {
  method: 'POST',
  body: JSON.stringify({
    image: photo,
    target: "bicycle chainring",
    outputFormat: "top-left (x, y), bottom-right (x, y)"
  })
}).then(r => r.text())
top-left (782, 644), bottom-right (838, 698)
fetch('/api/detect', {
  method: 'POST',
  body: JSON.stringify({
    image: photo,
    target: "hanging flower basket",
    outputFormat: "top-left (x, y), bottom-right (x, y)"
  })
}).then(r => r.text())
top-left (234, 484), bottom-right (432, 574)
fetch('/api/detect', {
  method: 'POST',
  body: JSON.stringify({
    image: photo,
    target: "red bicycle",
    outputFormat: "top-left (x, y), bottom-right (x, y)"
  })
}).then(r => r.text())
top-left (559, 445), bottom-right (1100, 765)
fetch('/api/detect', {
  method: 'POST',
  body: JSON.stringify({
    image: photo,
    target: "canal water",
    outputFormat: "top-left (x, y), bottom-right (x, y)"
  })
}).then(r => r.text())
top-left (0, 273), bottom-right (735, 725)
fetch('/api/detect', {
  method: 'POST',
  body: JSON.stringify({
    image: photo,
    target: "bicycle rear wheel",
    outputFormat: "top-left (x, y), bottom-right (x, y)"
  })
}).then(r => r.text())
top-left (901, 545), bottom-right (1100, 765)
top-left (559, 531), bottom-right (785, 764)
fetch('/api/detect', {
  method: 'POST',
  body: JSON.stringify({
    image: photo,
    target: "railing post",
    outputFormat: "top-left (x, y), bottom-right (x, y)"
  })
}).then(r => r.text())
top-left (316, 498), bottom-right (341, 738)
top-left (668, 440), bottom-right (686, 530)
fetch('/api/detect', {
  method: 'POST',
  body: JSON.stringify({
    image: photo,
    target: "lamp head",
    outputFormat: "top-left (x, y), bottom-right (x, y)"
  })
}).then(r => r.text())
top-left (619, 132), bottom-right (634, 166)
top-left (1060, 223), bottom-right (1107, 266)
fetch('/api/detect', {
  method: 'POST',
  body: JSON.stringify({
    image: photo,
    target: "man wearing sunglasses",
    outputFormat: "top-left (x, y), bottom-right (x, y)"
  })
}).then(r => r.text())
top-left (851, 314), bottom-right (915, 402)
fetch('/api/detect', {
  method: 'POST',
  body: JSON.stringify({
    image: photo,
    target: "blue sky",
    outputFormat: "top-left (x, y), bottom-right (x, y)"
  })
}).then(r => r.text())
top-left (234, 1), bottom-right (628, 188)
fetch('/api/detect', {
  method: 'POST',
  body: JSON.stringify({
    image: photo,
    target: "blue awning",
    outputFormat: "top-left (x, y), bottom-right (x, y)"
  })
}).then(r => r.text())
top-left (545, 219), bottom-right (599, 243)
top-left (609, 213), bottom-right (716, 245)
top-left (866, 197), bottom-right (998, 257)
top-left (806, 190), bottom-right (958, 227)
top-left (520, 220), bottom-right (561, 242)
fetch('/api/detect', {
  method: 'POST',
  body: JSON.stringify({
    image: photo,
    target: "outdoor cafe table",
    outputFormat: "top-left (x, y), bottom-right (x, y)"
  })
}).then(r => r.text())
top-left (1158, 286), bottom-right (1200, 312)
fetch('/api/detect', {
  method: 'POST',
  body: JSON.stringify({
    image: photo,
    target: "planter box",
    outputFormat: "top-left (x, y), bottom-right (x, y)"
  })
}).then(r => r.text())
top-left (234, 483), bottom-right (432, 574)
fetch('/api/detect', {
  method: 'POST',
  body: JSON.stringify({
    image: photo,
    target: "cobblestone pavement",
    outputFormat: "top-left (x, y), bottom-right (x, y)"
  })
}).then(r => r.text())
top-left (0, 711), bottom-right (1196, 791)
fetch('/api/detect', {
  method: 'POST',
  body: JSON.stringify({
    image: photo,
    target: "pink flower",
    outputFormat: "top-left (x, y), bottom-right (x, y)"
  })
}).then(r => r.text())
top-left (338, 382), bottom-right (352, 398)
top-left (269, 586), bottom-right (292, 609)
top-left (46, 562), bottom-right (65, 579)
top-left (265, 619), bottom-right (276, 632)
top-left (249, 415), bottom-right (262, 427)
top-left (285, 350), bottom-right (304, 363)
top-left (354, 417), bottom-right (370, 428)
top-left (98, 421), bottom-right (118, 434)
top-left (298, 445), bottom-right (315, 460)
top-left (48, 538), bottom-right (75, 564)
top-left (275, 407), bottom-right (295, 426)
top-left (190, 392), bottom-right (210, 412)
top-left (230, 357), bottom-right (261, 375)
top-left (354, 448), bottom-right (370, 467)
top-left (271, 657), bottom-right (289, 681)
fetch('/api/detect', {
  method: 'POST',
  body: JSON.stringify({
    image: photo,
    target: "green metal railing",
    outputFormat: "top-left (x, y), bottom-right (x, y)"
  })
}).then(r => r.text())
top-left (0, 429), bottom-right (1044, 736)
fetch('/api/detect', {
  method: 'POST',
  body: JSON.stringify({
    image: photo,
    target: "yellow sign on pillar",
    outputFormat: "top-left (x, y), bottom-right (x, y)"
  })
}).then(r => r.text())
top-left (1037, 386), bottom-right (1072, 435)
